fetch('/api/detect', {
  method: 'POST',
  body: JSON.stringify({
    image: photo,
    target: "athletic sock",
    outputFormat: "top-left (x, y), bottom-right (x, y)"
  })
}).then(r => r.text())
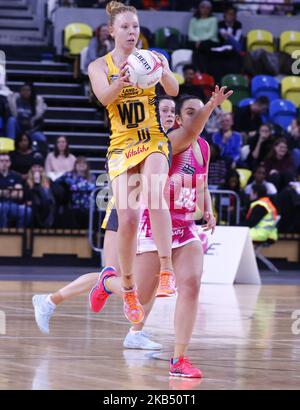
top-left (46, 295), bottom-right (56, 308)
top-left (102, 276), bottom-right (113, 295)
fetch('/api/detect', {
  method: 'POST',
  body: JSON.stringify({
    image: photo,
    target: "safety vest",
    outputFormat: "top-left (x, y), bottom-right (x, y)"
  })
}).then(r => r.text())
top-left (247, 197), bottom-right (278, 242)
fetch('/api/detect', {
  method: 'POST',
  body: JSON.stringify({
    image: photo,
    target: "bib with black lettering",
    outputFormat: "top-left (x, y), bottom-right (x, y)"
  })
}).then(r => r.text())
top-left (105, 52), bottom-right (162, 140)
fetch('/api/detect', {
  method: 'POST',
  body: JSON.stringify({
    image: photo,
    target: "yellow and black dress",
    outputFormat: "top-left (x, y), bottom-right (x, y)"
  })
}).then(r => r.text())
top-left (105, 52), bottom-right (171, 181)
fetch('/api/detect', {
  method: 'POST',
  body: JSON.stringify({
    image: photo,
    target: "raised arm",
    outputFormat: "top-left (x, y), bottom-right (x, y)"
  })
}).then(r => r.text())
top-left (169, 86), bottom-right (233, 155)
top-left (88, 57), bottom-right (131, 106)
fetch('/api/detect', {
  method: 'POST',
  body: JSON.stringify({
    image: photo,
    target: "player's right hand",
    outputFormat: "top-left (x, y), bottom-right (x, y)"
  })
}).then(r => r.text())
top-left (117, 61), bottom-right (133, 88)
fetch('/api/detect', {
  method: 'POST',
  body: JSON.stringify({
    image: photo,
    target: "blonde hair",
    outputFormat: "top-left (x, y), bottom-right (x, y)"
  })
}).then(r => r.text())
top-left (106, 1), bottom-right (137, 26)
top-left (27, 167), bottom-right (50, 190)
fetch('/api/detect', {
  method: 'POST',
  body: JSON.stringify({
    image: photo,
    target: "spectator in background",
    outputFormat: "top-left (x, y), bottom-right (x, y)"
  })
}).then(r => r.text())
top-left (7, 83), bottom-right (47, 143)
top-left (84, 24), bottom-right (114, 72)
top-left (0, 153), bottom-right (31, 228)
top-left (246, 123), bottom-right (275, 169)
top-left (179, 65), bottom-right (206, 102)
top-left (0, 65), bottom-right (14, 139)
top-left (208, 143), bottom-right (227, 188)
top-left (244, 183), bottom-right (278, 242)
top-left (212, 113), bottom-right (242, 168)
top-left (245, 165), bottom-right (277, 198)
top-left (0, 93), bottom-right (11, 138)
top-left (234, 96), bottom-right (269, 136)
top-left (204, 105), bottom-right (223, 136)
top-left (188, 1), bottom-right (218, 49)
top-left (45, 136), bottom-right (76, 181)
top-left (0, 65), bottom-right (12, 99)
top-left (57, 157), bottom-right (96, 228)
top-left (189, 1), bottom-right (219, 71)
top-left (263, 138), bottom-right (296, 191)
top-left (220, 169), bottom-right (248, 224)
top-left (276, 166), bottom-right (300, 233)
top-left (10, 132), bottom-right (35, 181)
top-left (287, 119), bottom-right (300, 169)
top-left (218, 6), bottom-right (243, 52)
top-left (25, 157), bottom-right (54, 228)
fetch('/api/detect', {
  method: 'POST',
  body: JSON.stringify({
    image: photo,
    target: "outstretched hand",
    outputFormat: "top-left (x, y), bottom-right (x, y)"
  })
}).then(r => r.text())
top-left (210, 85), bottom-right (233, 108)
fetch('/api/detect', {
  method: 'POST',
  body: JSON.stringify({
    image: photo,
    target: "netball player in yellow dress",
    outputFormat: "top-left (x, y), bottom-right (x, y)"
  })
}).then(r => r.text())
top-left (88, 1), bottom-right (179, 323)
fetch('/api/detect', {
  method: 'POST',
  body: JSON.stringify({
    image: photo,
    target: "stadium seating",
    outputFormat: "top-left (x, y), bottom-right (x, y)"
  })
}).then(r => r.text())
top-left (149, 48), bottom-right (170, 62)
top-left (0, 137), bottom-right (15, 152)
top-left (173, 72), bottom-right (184, 85)
top-left (251, 75), bottom-right (280, 101)
top-left (220, 99), bottom-right (232, 113)
top-left (247, 30), bottom-right (275, 53)
top-left (80, 46), bottom-right (88, 75)
top-left (140, 26), bottom-right (153, 48)
top-left (280, 31), bottom-right (300, 55)
top-left (192, 73), bottom-right (215, 99)
top-left (269, 99), bottom-right (297, 130)
top-left (64, 23), bottom-right (93, 55)
top-left (171, 49), bottom-right (193, 75)
top-left (238, 98), bottom-right (255, 107)
top-left (281, 76), bottom-right (300, 108)
top-left (221, 74), bottom-right (250, 106)
top-left (236, 168), bottom-right (252, 189)
top-left (154, 27), bottom-right (182, 50)
top-left (139, 32), bottom-right (150, 49)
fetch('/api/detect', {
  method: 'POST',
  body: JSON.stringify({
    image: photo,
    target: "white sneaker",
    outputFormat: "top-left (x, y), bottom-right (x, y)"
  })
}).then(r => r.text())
top-left (123, 330), bottom-right (162, 350)
top-left (32, 294), bottom-right (55, 335)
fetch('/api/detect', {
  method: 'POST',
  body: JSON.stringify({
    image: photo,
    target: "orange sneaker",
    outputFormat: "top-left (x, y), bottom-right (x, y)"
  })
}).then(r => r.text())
top-left (169, 356), bottom-right (203, 378)
top-left (156, 271), bottom-right (177, 297)
top-left (123, 288), bottom-right (144, 324)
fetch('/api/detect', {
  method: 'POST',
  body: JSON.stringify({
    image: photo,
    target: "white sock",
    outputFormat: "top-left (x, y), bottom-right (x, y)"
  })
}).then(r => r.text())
top-left (46, 294), bottom-right (56, 308)
top-left (130, 328), bottom-right (142, 335)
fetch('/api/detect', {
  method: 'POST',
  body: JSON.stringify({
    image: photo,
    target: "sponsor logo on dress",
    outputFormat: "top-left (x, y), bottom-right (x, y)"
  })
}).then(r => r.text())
top-left (125, 145), bottom-right (149, 159)
top-left (120, 87), bottom-right (143, 98)
top-left (182, 164), bottom-right (195, 175)
top-left (172, 228), bottom-right (184, 238)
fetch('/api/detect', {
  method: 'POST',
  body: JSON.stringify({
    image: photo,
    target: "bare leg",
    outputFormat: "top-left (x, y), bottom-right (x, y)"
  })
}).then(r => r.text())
top-left (131, 251), bottom-right (160, 331)
top-left (50, 228), bottom-right (122, 306)
top-left (140, 153), bottom-right (173, 273)
top-left (112, 168), bottom-right (141, 289)
top-left (172, 241), bottom-right (203, 358)
top-left (104, 230), bottom-right (159, 333)
top-left (50, 272), bottom-right (99, 305)
top-left (103, 230), bottom-right (120, 270)
top-left (105, 251), bottom-right (159, 308)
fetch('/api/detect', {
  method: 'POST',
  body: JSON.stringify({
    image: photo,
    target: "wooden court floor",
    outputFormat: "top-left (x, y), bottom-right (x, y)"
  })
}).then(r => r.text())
top-left (0, 280), bottom-right (299, 390)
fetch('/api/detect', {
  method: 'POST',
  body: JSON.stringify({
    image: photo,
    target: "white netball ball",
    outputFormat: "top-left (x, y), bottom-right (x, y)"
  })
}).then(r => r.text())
top-left (126, 49), bottom-right (163, 89)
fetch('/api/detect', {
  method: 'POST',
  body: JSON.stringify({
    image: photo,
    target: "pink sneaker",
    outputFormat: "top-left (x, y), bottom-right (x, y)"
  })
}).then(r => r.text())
top-left (123, 288), bottom-right (144, 324)
top-left (169, 356), bottom-right (203, 378)
top-left (89, 266), bottom-right (117, 313)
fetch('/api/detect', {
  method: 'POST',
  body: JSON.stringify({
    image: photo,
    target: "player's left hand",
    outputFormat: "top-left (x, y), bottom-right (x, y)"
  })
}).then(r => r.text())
top-left (202, 211), bottom-right (216, 234)
top-left (210, 85), bottom-right (233, 108)
top-left (150, 50), bottom-right (170, 76)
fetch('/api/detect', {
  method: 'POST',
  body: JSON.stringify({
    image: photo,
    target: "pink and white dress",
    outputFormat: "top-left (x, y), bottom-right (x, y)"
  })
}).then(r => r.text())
top-left (137, 137), bottom-right (209, 254)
